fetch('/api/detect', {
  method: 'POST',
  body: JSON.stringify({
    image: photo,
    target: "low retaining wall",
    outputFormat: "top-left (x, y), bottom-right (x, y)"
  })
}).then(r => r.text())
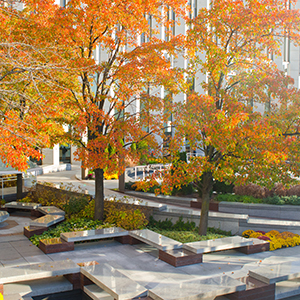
top-left (190, 200), bottom-right (300, 221)
top-left (152, 209), bottom-right (245, 235)
top-left (34, 184), bottom-right (153, 220)
top-left (153, 208), bottom-right (300, 235)
top-left (218, 202), bottom-right (300, 221)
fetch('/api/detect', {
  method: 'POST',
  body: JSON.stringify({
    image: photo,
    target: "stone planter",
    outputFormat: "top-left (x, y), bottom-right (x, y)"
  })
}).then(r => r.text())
top-left (39, 238), bottom-right (74, 254)
top-left (190, 201), bottom-right (219, 211)
top-left (24, 226), bottom-right (48, 238)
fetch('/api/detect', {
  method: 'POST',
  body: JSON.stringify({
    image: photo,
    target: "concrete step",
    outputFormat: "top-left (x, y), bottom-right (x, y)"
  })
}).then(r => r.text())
top-left (81, 263), bottom-right (147, 300)
top-left (4, 276), bottom-right (73, 297)
top-left (276, 278), bottom-right (300, 300)
top-left (84, 284), bottom-right (114, 300)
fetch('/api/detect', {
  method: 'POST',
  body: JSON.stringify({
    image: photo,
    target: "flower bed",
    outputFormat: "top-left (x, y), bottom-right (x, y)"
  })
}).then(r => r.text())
top-left (242, 229), bottom-right (300, 251)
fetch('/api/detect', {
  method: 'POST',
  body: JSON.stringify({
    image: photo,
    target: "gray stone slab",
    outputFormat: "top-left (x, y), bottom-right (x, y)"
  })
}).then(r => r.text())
top-left (183, 236), bottom-right (253, 254)
top-left (81, 263), bottom-right (147, 300)
top-left (109, 196), bottom-right (167, 211)
top-left (29, 214), bottom-right (64, 228)
top-left (249, 260), bottom-right (300, 284)
top-left (0, 211), bottom-right (9, 223)
top-left (4, 202), bottom-right (41, 210)
top-left (37, 206), bottom-right (65, 216)
top-left (60, 227), bottom-right (128, 242)
top-left (3, 294), bottom-right (33, 300)
top-left (4, 276), bottom-right (73, 297)
top-left (129, 229), bottom-right (182, 251)
top-left (84, 284), bottom-right (114, 300)
top-left (276, 278), bottom-right (300, 300)
top-left (148, 275), bottom-right (246, 300)
top-left (0, 259), bottom-right (79, 284)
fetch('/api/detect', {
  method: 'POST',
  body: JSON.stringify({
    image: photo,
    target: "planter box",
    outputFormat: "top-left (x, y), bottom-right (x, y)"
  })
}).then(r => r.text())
top-left (159, 249), bottom-right (202, 267)
top-left (190, 201), bottom-right (219, 211)
top-left (24, 226), bottom-right (48, 238)
top-left (39, 238), bottom-right (74, 254)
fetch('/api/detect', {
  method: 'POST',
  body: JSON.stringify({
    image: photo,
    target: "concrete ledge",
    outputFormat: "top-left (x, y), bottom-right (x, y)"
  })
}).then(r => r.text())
top-left (219, 201), bottom-right (300, 221)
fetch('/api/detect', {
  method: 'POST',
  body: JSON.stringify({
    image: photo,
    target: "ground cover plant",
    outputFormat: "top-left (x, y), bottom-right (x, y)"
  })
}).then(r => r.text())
top-left (29, 218), bottom-right (105, 246)
top-left (242, 230), bottom-right (300, 251)
top-left (147, 217), bottom-right (232, 243)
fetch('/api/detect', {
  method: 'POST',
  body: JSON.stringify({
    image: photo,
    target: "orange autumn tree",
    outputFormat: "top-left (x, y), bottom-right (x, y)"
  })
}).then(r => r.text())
top-left (157, 0), bottom-right (300, 235)
top-left (0, 2), bottom-right (73, 170)
top-left (24, 0), bottom-right (187, 220)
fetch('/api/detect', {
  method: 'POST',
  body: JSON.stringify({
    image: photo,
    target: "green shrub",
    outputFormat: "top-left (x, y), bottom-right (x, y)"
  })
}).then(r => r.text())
top-left (264, 195), bottom-right (300, 205)
top-left (29, 218), bottom-right (104, 246)
top-left (104, 200), bottom-right (148, 230)
top-left (148, 216), bottom-right (196, 231)
top-left (213, 180), bottom-right (234, 194)
top-left (172, 183), bottom-right (194, 196)
top-left (216, 194), bottom-right (262, 203)
top-left (125, 182), bottom-right (136, 191)
top-left (63, 196), bottom-right (89, 218)
top-left (147, 217), bottom-right (231, 243)
top-left (216, 193), bottom-right (300, 205)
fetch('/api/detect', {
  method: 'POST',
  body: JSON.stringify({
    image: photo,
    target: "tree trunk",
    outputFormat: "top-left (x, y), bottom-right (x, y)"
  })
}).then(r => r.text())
top-left (198, 171), bottom-right (213, 236)
top-left (94, 168), bottom-right (104, 221)
top-left (118, 172), bottom-right (125, 192)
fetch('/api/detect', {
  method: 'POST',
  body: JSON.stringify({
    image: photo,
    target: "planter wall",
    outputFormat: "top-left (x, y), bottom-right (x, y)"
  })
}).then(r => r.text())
top-left (39, 238), bottom-right (74, 254)
top-left (190, 201), bottom-right (219, 211)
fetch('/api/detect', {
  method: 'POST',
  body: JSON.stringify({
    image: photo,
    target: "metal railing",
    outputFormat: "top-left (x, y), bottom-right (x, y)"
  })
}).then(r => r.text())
top-left (0, 173), bottom-right (37, 199)
top-left (131, 164), bottom-right (171, 181)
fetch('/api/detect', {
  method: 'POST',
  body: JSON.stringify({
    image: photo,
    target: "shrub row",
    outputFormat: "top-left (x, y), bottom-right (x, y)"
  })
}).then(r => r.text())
top-left (234, 183), bottom-right (300, 198)
top-left (216, 193), bottom-right (300, 205)
top-left (242, 229), bottom-right (300, 251)
top-left (20, 183), bottom-right (150, 230)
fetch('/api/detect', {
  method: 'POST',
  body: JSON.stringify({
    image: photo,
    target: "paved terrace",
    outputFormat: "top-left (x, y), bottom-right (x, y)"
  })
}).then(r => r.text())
top-left (0, 165), bottom-right (299, 299)
top-left (1, 216), bottom-right (300, 299)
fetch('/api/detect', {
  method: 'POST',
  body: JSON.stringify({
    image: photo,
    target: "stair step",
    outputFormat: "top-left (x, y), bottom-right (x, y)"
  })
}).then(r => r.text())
top-left (276, 278), bottom-right (300, 300)
top-left (4, 276), bottom-right (73, 297)
top-left (84, 284), bottom-right (114, 300)
top-left (81, 263), bottom-right (147, 300)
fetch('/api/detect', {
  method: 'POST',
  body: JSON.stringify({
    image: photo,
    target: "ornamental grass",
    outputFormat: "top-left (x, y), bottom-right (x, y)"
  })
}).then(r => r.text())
top-left (242, 229), bottom-right (300, 251)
